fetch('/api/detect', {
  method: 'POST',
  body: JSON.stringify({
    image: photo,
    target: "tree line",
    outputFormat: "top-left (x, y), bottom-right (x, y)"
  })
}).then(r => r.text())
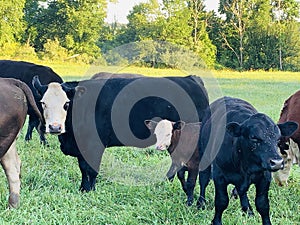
top-left (0, 0), bottom-right (299, 71)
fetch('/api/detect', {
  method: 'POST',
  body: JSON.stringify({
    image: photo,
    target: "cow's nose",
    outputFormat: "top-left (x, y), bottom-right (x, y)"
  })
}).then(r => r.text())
top-left (270, 158), bottom-right (284, 171)
top-left (156, 145), bottom-right (168, 151)
top-left (49, 123), bottom-right (62, 134)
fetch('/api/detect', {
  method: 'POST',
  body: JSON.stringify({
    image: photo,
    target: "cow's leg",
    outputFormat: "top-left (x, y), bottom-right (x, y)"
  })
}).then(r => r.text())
top-left (78, 156), bottom-right (99, 192)
top-left (25, 118), bottom-right (34, 141)
top-left (235, 186), bottom-right (254, 216)
top-left (0, 140), bottom-right (21, 208)
top-left (25, 115), bottom-right (47, 145)
top-left (37, 123), bottom-right (47, 145)
top-left (255, 176), bottom-right (272, 225)
top-left (212, 178), bottom-right (229, 225)
top-left (185, 166), bottom-right (198, 206)
top-left (177, 168), bottom-right (187, 192)
top-left (196, 165), bottom-right (211, 209)
top-left (166, 163), bottom-right (179, 181)
top-left (230, 187), bottom-right (239, 199)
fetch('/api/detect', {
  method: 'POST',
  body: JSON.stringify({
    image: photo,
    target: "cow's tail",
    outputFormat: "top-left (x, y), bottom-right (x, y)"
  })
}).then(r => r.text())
top-left (11, 78), bottom-right (44, 123)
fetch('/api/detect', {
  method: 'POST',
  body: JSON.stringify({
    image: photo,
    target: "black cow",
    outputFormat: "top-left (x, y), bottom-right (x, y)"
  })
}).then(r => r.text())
top-left (0, 60), bottom-right (63, 144)
top-left (32, 75), bottom-right (209, 192)
top-left (196, 97), bottom-right (297, 225)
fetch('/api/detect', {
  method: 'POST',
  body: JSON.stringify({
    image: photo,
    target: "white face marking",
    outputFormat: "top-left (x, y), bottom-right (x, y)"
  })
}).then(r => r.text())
top-left (153, 120), bottom-right (173, 150)
top-left (41, 83), bottom-right (69, 134)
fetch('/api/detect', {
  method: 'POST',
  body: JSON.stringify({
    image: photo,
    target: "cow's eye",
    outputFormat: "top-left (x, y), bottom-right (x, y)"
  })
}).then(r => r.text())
top-left (63, 102), bottom-right (70, 111)
top-left (250, 135), bottom-right (261, 142)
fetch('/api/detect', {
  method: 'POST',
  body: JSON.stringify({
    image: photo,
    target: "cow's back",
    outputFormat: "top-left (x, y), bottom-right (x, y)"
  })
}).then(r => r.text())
top-left (0, 80), bottom-right (28, 157)
top-left (65, 76), bottom-right (208, 150)
top-left (0, 60), bottom-right (63, 88)
top-left (0, 60), bottom-right (63, 118)
top-left (278, 91), bottom-right (300, 142)
top-left (91, 72), bottom-right (142, 79)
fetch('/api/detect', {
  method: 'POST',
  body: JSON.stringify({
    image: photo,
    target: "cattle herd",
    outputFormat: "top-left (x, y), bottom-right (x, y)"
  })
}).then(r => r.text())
top-left (0, 60), bottom-right (299, 225)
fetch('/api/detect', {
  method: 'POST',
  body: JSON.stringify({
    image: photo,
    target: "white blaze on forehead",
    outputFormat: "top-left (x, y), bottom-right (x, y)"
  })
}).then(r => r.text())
top-left (41, 83), bottom-right (69, 133)
top-left (153, 120), bottom-right (173, 150)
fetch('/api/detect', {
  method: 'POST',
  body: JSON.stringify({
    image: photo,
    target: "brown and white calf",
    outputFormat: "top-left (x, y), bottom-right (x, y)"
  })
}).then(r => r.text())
top-left (273, 139), bottom-right (300, 186)
top-left (0, 78), bottom-right (42, 208)
top-left (145, 119), bottom-right (201, 206)
top-left (276, 90), bottom-right (300, 186)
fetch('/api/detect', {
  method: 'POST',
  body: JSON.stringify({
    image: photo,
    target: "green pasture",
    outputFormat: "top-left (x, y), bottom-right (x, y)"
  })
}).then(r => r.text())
top-left (0, 65), bottom-right (300, 225)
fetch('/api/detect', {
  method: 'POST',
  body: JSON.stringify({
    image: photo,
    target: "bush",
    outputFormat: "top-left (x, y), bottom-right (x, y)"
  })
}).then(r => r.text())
top-left (0, 42), bottom-right (38, 61)
top-left (41, 39), bottom-right (69, 62)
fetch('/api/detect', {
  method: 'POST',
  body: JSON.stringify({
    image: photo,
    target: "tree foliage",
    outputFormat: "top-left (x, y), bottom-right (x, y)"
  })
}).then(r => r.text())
top-left (0, 0), bottom-right (299, 71)
top-left (23, 0), bottom-right (107, 62)
top-left (0, 0), bottom-right (25, 46)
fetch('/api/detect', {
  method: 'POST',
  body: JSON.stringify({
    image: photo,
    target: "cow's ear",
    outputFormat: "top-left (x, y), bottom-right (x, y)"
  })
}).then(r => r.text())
top-left (75, 86), bottom-right (86, 98)
top-left (278, 121), bottom-right (298, 137)
top-left (173, 121), bottom-right (185, 130)
top-left (32, 75), bottom-right (47, 96)
top-left (144, 120), bottom-right (158, 130)
top-left (226, 122), bottom-right (241, 137)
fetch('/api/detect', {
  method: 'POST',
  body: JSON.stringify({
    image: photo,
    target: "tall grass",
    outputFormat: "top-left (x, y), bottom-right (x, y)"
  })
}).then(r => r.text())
top-left (0, 65), bottom-right (299, 224)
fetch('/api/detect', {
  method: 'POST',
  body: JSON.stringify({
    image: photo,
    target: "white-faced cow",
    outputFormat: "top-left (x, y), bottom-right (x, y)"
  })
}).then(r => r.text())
top-left (0, 60), bottom-right (63, 144)
top-left (197, 97), bottom-right (297, 225)
top-left (145, 119), bottom-right (201, 206)
top-left (32, 75), bottom-right (208, 193)
top-left (0, 78), bottom-right (43, 208)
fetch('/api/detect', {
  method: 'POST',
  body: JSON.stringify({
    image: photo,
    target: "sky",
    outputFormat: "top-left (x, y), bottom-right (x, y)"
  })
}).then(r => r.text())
top-left (105, 0), bottom-right (219, 24)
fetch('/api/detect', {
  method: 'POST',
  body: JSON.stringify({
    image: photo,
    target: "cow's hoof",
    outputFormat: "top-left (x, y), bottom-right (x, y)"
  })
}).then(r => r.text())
top-left (196, 197), bottom-right (206, 210)
top-left (40, 139), bottom-right (49, 146)
top-left (230, 187), bottom-right (239, 200)
top-left (186, 200), bottom-right (193, 206)
top-left (25, 135), bottom-right (31, 141)
top-left (79, 185), bottom-right (95, 193)
top-left (8, 193), bottom-right (20, 209)
top-left (246, 208), bottom-right (254, 217)
top-left (241, 207), bottom-right (254, 217)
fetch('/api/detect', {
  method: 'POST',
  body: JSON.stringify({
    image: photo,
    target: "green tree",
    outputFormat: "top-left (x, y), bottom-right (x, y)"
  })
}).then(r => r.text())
top-left (219, 0), bottom-right (253, 70)
top-left (244, 0), bottom-right (274, 70)
top-left (0, 0), bottom-right (26, 46)
top-left (110, 0), bottom-right (216, 68)
top-left (187, 0), bottom-right (216, 67)
top-left (24, 0), bottom-right (107, 62)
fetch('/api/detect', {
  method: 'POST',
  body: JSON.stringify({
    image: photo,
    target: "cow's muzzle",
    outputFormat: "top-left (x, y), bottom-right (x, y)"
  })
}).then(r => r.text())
top-left (156, 145), bottom-right (168, 151)
top-left (49, 123), bottom-right (62, 134)
top-left (269, 158), bottom-right (284, 171)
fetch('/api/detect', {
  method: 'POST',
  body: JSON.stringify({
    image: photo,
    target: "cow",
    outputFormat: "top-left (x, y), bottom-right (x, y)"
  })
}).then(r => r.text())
top-left (273, 139), bottom-right (299, 186)
top-left (0, 78), bottom-right (43, 208)
top-left (275, 91), bottom-right (300, 186)
top-left (91, 72), bottom-right (142, 79)
top-left (196, 97), bottom-right (297, 225)
top-left (145, 119), bottom-right (201, 206)
top-left (0, 60), bottom-right (63, 144)
top-left (32, 75), bottom-right (209, 192)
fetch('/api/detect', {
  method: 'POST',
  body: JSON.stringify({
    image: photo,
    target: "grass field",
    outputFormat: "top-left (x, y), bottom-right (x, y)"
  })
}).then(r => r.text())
top-left (0, 64), bottom-right (300, 225)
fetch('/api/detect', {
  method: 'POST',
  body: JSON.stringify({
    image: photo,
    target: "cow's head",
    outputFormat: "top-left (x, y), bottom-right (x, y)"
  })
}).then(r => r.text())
top-left (273, 147), bottom-right (294, 186)
top-left (226, 113), bottom-right (298, 172)
top-left (144, 119), bottom-right (185, 150)
top-left (32, 76), bottom-right (75, 134)
top-left (273, 139), bottom-right (299, 186)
